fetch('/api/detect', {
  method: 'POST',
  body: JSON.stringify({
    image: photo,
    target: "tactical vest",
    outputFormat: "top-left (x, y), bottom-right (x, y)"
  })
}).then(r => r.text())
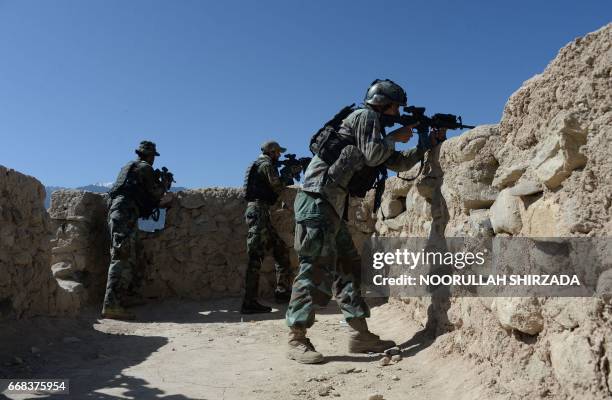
top-left (243, 158), bottom-right (279, 205)
top-left (109, 160), bottom-right (159, 219)
top-left (309, 105), bottom-right (387, 198)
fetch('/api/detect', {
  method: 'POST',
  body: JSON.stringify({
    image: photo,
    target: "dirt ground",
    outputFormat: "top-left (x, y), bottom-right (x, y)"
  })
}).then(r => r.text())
top-left (0, 298), bottom-right (513, 400)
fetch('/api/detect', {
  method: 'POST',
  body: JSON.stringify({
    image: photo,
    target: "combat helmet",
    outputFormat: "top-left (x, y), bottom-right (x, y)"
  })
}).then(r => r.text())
top-left (364, 79), bottom-right (407, 107)
top-left (135, 140), bottom-right (160, 156)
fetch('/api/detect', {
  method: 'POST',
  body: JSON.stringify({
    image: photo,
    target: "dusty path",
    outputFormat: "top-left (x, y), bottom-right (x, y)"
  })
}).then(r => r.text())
top-left (1, 299), bottom-right (511, 400)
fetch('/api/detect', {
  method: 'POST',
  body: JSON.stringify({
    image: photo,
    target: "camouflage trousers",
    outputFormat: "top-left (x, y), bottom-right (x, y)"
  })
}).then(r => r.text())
top-left (244, 202), bottom-right (292, 301)
top-left (103, 199), bottom-right (140, 308)
top-left (286, 191), bottom-right (370, 328)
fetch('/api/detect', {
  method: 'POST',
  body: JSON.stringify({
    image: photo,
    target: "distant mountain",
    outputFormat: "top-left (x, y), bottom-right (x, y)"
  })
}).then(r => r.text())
top-left (78, 183), bottom-right (113, 192)
top-left (44, 184), bottom-right (187, 232)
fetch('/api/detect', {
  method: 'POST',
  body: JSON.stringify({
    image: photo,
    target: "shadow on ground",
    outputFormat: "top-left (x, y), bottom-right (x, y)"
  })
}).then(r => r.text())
top-left (0, 315), bottom-right (199, 399)
top-left (133, 296), bottom-right (390, 324)
top-left (0, 297), bottom-right (398, 398)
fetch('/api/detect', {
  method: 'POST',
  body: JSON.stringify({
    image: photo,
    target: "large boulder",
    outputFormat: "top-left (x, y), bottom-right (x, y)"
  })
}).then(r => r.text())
top-left (489, 188), bottom-right (523, 235)
top-left (491, 297), bottom-right (544, 335)
top-left (439, 125), bottom-right (501, 217)
top-left (529, 111), bottom-right (588, 189)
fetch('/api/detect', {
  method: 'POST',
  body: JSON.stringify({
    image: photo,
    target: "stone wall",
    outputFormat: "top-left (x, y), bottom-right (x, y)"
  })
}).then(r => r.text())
top-left (0, 166), bottom-right (54, 318)
top-left (138, 188), bottom-right (249, 300)
top-left (45, 186), bottom-right (375, 307)
top-left (140, 186), bottom-right (375, 300)
top-left (48, 190), bottom-right (110, 314)
top-left (0, 170), bottom-right (113, 318)
top-left (375, 23), bottom-right (612, 399)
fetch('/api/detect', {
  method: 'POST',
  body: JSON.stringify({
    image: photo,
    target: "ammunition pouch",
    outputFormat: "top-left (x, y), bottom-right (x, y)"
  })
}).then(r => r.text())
top-left (327, 145), bottom-right (365, 189)
top-left (310, 126), bottom-right (354, 166)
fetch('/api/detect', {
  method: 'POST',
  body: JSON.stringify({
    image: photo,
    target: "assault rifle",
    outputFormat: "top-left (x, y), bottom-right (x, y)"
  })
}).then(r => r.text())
top-left (392, 106), bottom-right (475, 150)
top-left (154, 166), bottom-right (175, 192)
top-left (375, 107), bottom-right (475, 210)
top-left (149, 167), bottom-right (175, 221)
top-left (278, 153), bottom-right (312, 185)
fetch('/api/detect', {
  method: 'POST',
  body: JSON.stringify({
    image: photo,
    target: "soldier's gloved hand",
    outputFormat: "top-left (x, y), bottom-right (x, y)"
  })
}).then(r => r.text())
top-left (430, 127), bottom-right (447, 147)
top-left (159, 192), bottom-right (175, 208)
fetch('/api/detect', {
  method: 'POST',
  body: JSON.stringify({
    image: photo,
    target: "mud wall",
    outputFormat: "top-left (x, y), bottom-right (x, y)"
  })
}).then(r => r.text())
top-left (47, 190), bottom-right (111, 314)
top-left (139, 186), bottom-right (375, 299)
top-left (376, 24), bottom-right (612, 399)
top-left (139, 188), bottom-right (255, 300)
top-left (45, 186), bottom-right (375, 306)
top-left (0, 166), bottom-right (54, 318)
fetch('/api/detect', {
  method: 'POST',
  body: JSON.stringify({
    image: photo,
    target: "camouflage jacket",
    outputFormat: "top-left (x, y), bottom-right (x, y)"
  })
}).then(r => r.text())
top-left (299, 107), bottom-right (424, 219)
top-left (110, 159), bottom-right (166, 217)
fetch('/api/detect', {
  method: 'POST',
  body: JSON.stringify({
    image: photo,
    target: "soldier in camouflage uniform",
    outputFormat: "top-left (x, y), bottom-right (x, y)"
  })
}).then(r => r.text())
top-left (101, 141), bottom-right (173, 320)
top-left (241, 141), bottom-right (296, 314)
top-left (286, 80), bottom-right (447, 363)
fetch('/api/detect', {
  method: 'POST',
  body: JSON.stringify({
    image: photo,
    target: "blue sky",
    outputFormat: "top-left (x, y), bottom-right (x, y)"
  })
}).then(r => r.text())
top-left (0, 0), bottom-right (609, 188)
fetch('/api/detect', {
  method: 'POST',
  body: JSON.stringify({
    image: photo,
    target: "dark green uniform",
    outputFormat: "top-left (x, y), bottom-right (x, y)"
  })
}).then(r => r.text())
top-left (287, 191), bottom-right (370, 327)
top-left (244, 154), bottom-right (292, 302)
top-left (103, 159), bottom-right (165, 309)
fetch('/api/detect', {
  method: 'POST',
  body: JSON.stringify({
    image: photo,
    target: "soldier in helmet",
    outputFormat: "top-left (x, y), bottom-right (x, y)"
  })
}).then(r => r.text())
top-left (285, 79), bottom-right (447, 363)
top-left (241, 140), bottom-right (295, 314)
top-left (101, 140), bottom-right (174, 320)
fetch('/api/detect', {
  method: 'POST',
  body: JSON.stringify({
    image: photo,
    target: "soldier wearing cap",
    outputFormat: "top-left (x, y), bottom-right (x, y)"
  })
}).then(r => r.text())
top-left (101, 140), bottom-right (173, 320)
top-left (241, 140), bottom-right (293, 314)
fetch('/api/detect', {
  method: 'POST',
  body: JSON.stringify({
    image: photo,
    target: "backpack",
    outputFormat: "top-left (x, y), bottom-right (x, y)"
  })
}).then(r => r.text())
top-left (309, 104), bottom-right (356, 165)
top-left (309, 104), bottom-right (386, 199)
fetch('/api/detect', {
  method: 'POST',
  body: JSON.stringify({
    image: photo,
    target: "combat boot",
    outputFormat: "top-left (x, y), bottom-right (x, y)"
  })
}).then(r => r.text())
top-left (347, 318), bottom-right (396, 353)
top-left (241, 300), bottom-right (272, 314)
top-left (101, 305), bottom-right (135, 320)
top-left (287, 326), bottom-right (324, 364)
